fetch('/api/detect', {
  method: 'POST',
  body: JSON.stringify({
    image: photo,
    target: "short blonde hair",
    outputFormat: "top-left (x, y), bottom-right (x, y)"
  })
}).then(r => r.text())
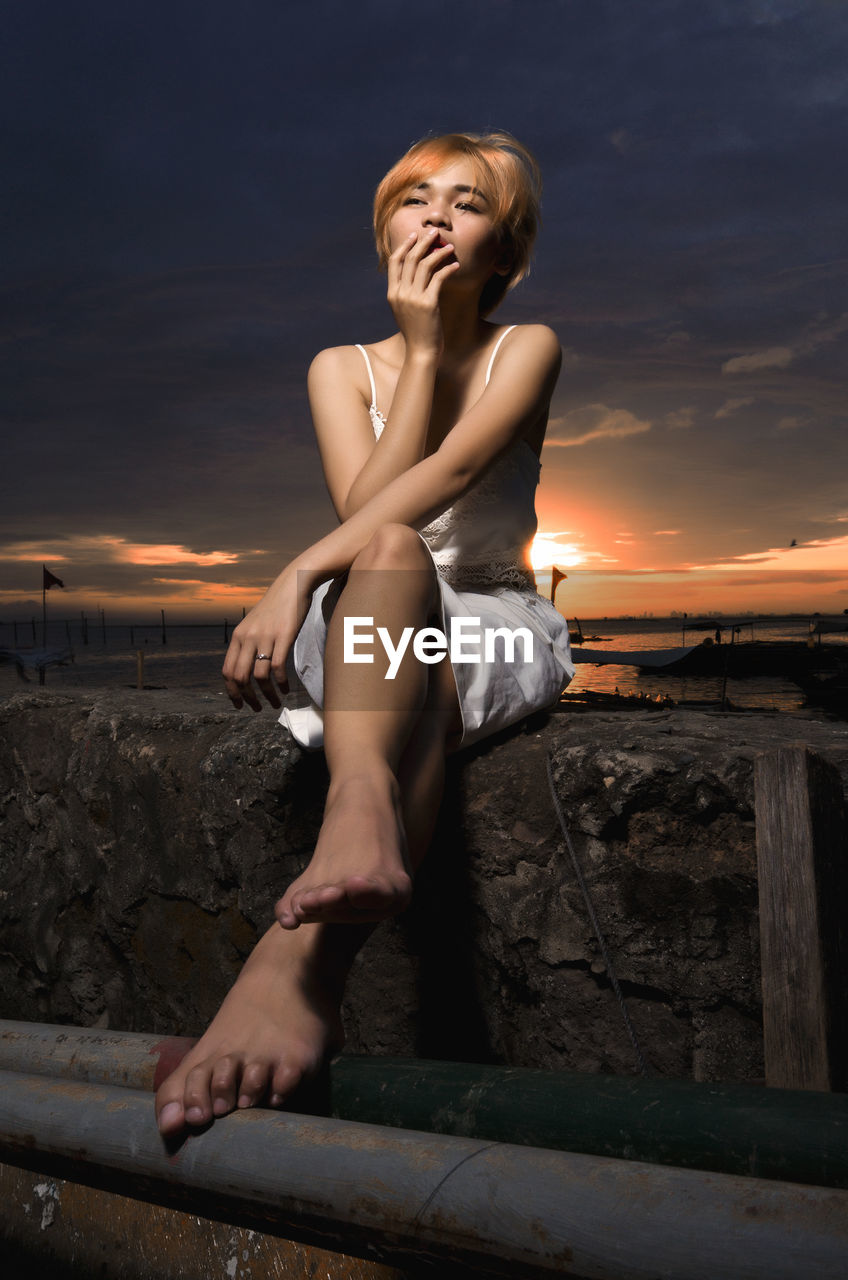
top-left (373, 131), bottom-right (542, 315)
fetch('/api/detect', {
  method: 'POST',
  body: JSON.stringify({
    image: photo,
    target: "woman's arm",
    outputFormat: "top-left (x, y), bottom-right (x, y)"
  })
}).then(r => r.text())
top-left (222, 324), bottom-right (560, 708)
top-left (308, 342), bottom-right (440, 521)
top-left (312, 229), bottom-right (458, 521)
top-left (308, 324), bottom-right (561, 575)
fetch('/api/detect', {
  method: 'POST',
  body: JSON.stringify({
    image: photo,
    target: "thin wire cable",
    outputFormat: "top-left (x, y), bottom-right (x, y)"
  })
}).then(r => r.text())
top-left (546, 751), bottom-right (649, 1076)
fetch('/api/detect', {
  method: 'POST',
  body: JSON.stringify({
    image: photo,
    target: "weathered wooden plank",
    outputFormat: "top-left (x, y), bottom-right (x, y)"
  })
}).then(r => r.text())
top-left (755, 746), bottom-right (848, 1091)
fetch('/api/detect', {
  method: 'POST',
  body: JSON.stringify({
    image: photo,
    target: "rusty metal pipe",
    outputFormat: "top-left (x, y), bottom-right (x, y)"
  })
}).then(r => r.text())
top-left (0, 1018), bottom-right (176, 1091)
top-left (2, 1019), bottom-right (848, 1191)
top-left (2, 1069), bottom-right (848, 1280)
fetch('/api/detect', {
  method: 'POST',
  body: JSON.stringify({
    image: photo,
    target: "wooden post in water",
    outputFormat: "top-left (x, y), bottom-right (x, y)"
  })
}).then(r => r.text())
top-left (161, 609), bottom-right (167, 645)
top-left (755, 746), bottom-right (848, 1091)
top-left (136, 650), bottom-right (144, 690)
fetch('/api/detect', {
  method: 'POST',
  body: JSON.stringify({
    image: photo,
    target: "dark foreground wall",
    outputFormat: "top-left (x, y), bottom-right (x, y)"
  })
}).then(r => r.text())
top-left (2, 689), bottom-right (847, 1083)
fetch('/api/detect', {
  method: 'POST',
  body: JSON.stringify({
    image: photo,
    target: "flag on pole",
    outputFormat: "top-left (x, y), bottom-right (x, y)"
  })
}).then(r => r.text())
top-left (550, 565), bottom-right (567, 602)
top-left (43, 566), bottom-right (65, 590)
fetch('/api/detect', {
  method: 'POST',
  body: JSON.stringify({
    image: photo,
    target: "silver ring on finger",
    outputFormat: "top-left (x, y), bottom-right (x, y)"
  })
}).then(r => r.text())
top-left (254, 653), bottom-right (271, 663)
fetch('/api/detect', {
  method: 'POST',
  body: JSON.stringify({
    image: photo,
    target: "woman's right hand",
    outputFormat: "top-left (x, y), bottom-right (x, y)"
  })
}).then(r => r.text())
top-left (386, 229), bottom-right (459, 359)
top-left (222, 564), bottom-right (316, 711)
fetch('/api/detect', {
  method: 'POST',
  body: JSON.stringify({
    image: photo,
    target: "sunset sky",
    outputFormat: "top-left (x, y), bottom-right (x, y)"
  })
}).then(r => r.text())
top-left (3, 0), bottom-right (848, 622)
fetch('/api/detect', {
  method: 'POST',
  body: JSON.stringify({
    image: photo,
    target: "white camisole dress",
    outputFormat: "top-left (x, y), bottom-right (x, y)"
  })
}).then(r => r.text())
top-left (280, 326), bottom-right (574, 750)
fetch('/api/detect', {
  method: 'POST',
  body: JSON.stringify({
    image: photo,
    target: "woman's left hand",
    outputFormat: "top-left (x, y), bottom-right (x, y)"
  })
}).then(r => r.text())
top-left (221, 565), bottom-right (315, 711)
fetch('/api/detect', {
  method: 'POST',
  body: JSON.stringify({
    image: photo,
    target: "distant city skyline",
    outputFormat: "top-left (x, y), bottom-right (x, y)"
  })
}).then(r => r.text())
top-left (3, 1), bottom-right (847, 622)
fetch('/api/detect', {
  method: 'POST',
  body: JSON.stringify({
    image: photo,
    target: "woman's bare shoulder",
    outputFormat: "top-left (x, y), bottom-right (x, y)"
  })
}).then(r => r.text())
top-left (501, 322), bottom-right (561, 354)
top-left (308, 343), bottom-right (364, 380)
top-left (309, 337), bottom-right (401, 383)
top-left (490, 324), bottom-right (562, 379)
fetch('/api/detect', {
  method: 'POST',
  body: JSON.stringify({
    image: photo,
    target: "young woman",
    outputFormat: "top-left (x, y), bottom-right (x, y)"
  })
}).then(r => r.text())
top-left (155, 131), bottom-right (573, 1135)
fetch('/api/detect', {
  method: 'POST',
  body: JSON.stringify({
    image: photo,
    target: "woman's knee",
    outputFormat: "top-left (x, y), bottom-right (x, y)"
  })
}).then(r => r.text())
top-left (353, 523), bottom-right (432, 573)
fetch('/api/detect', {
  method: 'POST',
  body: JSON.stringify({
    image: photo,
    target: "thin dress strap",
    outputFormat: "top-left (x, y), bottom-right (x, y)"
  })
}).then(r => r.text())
top-left (484, 325), bottom-right (517, 386)
top-left (355, 343), bottom-right (378, 409)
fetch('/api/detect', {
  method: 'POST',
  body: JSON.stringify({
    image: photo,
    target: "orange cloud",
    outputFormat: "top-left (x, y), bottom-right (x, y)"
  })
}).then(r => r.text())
top-left (0, 542), bottom-right (71, 562)
top-left (545, 404), bottom-right (651, 447)
top-left (152, 578), bottom-right (257, 599)
top-left (689, 534), bottom-right (848, 572)
top-left (122, 543), bottom-right (237, 566)
top-left (0, 535), bottom-right (239, 567)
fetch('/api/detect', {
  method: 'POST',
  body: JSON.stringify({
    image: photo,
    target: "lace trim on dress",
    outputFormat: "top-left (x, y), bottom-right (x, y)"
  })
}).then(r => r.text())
top-left (436, 561), bottom-right (537, 591)
top-left (370, 405), bottom-right (387, 437)
top-left (419, 442), bottom-right (537, 540)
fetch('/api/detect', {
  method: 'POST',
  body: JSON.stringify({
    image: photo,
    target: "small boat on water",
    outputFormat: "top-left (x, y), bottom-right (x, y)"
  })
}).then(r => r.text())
top-left (573, 636), bottom-right (848, 679)
top-left (649, 640), bottom-right (846, 678)
top-left (569, 631), bottom-right (848, 717)
top-left (572, 645), bottom-right (698, 668)
top-left (568, 617), bottom-right (613, 645)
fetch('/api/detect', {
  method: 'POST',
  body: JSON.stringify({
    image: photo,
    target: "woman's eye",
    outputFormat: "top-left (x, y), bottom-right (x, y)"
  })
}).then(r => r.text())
top-left (457, 202), bottom-right (480, 213)
top-left (403, 197), bottom-right (425, 206)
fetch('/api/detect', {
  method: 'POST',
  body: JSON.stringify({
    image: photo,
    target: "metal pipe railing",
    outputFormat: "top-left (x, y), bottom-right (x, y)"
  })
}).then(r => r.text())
top-left (2, 1019), bottom-right (847, 1190)
top-left (2, 1068), bottom-right (847, 1279)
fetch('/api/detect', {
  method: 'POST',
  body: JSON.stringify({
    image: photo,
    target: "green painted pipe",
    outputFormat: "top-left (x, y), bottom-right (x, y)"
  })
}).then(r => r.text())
top-left (329, 1056), bottom-right (848, 1190)
top-left (1, 1020), bottom-right (847, 1189)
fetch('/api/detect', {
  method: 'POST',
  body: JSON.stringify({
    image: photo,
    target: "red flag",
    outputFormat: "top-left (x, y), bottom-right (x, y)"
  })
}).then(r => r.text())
top-left (550, 565), bottom-right (567, 602)
top-left (43, 565), bottom-right (65, 590)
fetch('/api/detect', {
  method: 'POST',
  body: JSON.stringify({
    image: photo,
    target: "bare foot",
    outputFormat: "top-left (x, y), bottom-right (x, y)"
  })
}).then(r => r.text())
top-left (155, 923), bottom-right (344, 1136)
top-left (275, 771), bottom-right (412, 929)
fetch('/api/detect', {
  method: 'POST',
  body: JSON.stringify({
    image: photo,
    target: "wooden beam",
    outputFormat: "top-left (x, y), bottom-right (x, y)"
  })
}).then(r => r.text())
top-left (755, 746), bottom-right (848, 1091)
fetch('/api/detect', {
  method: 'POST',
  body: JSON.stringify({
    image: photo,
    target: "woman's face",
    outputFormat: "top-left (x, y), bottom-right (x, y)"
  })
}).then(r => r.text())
top-left (388, 157), bottom-right (506, 286)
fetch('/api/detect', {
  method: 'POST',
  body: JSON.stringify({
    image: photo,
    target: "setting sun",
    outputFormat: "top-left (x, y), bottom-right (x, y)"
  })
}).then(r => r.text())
top-left (529, 534), bottom-right (584, 571)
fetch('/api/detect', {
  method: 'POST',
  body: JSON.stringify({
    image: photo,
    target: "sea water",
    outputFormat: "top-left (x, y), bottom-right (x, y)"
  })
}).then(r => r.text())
top-left (1, 615), bottom-right (845, 713)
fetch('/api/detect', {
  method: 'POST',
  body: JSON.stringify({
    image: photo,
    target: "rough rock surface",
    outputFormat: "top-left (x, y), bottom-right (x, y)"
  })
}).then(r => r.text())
top-left (2, 689), bottom-right (847, 1083)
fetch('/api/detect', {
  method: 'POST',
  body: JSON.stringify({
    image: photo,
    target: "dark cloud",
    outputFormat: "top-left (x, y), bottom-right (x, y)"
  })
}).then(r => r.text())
top-left (3, 0), bottom-right (847, 615)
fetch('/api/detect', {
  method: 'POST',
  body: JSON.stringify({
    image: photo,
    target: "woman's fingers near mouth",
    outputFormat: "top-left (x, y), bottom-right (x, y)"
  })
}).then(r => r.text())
top-left (424, 237), bottom-right (455, 259)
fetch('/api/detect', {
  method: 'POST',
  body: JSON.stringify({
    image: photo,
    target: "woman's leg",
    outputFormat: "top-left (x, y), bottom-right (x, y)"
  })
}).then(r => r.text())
top-left (155, 525), bottom-right (461, 1134)
top-left (155, 648), bottom-right (458, 1135)
top-left (275, 523), bottom-right (460, 928)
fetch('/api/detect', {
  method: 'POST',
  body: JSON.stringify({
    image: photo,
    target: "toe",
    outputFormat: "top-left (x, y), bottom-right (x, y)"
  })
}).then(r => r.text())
top-left (183, 1063), bottom-right (215, 1126)
top-left (275, 891), bottom-right (299, 930)
top-left (237, 1060), bottom-right (271, 1109)
top-left (269, 1059), bottom-right (304, 1105)
top-left (156, 1098), bottom-right (185, 1135)
top-left (293, 883), bottom-right (344, 919)
top-left (210, 1054), bottom-right (240, 1118)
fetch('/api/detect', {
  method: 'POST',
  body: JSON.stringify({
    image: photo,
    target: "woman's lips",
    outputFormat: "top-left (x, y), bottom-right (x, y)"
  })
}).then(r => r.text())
top-left (424, 235), bottom-right (454, 257)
